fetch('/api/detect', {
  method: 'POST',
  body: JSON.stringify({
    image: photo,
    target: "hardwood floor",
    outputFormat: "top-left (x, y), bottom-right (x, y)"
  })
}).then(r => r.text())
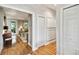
top-left (1, 35), bottom-right (32, 55)
top-left (31, 41), bottom-right (56, 55)
top-left (1, 35), bottom-right (56, 55)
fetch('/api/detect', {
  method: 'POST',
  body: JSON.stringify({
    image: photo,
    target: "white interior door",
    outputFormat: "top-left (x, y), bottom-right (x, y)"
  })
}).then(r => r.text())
top-left (37, 16), bottom-right (46, 47)
top-left (63, 5), bottom-right (79, 54)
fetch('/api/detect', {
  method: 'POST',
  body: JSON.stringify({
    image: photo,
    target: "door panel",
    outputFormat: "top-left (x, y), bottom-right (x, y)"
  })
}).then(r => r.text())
top-left (63, 5), bottom-right (79, 54)
top-left (37, 16), bottom-right (46, 46)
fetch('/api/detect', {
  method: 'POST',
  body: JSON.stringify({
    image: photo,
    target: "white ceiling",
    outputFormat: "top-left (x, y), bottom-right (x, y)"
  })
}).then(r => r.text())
top-left (3, 7), bottom-right (30, 20)
top-left (2, 4), bottom-right (56, 20)
top-left (43, 4), bottom-right (56, 10)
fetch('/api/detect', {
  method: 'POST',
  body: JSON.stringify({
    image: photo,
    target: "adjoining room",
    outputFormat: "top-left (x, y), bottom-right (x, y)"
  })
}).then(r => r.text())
top-left (0, 6), bottom-right (32, 55)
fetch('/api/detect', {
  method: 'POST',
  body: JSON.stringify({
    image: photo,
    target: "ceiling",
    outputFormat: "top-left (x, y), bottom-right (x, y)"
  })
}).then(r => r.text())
top-left (3, 7), bottom-right (30, 20)
top-left (43, 4), bottom-right (56, 10)
top-left (2, 4), bottom-right (57, 20)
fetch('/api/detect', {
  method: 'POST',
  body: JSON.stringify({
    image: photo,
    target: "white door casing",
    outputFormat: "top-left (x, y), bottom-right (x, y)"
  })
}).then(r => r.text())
top-left (59, 4), bottom-right (79, 55)
top-left (0, 8), bottom-right (4, 53)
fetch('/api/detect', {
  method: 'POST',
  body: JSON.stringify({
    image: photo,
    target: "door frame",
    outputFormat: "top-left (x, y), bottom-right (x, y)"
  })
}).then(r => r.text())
top-left (0, 5), bottom-right (35, 52)
top-left (32, 14), bottom-right (47, 51)
top-left (57, 4), bottom-right (77, 55)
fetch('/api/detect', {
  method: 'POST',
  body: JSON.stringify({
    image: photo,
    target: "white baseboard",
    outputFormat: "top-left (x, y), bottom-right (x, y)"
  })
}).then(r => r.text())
top-left (32, 40), bottom-right (56, 51)
top-left (32, 47), bottom-right (38, 51)
top-left (45, 39), bottom-right (56, 45)
top-left (28, 42), bottom-right (32, 47)
top-left (32, 42), bottom-right (46, 51)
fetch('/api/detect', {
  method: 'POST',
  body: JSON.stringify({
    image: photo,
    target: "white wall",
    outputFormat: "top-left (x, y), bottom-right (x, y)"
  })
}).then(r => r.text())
top-left (28, 15), bottom-right (32, 46)
top-left (56, 4), bottom-right (72, 54)
top-left (0, 4), bottom-right (56, 51)
top-left (46, 10), bottom-right (56, 42)
top-left (0, 7), bottom-right (5, 53)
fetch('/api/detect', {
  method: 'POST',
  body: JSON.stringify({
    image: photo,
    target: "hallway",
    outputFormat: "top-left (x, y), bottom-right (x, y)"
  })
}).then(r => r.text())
top-left (0, 4), bottom-right (56, 55)
top-left (1, 35), bottom-right (56, 55)
top-left (1, 35), bottom-right (32, 55)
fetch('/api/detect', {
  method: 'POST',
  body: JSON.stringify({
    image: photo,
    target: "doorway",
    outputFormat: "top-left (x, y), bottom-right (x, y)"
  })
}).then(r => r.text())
top-left (0, 6), bottom-right (32, 55)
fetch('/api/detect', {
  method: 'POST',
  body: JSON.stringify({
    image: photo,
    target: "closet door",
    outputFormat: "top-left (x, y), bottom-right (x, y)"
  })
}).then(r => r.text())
top-left (37, 16), bottom-right (46, 47)
top-left (63, 5), bottom-right (79, 54)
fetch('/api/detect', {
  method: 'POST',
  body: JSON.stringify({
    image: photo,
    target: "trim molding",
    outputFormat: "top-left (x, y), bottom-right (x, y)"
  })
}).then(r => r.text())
top-left (32, 40), bottom-right (56, 51)
top-left (45, 39), bottom-right (56, 45)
